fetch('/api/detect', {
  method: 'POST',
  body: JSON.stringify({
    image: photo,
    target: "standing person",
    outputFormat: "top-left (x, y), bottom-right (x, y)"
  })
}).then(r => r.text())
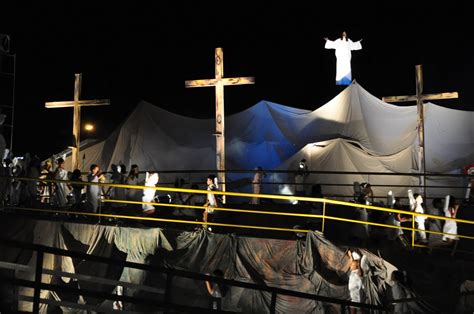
top-left (69, 169), bottom-right (84, 207)
top-left (107, 164), bottom-right (120, 198)
top-left (442, 195), bottom-right (460, 244)
top-left (324, 31), bottom-right (362, 85)
top-left (408, 190), bottom-right (427, 244)
top-left (360, 183), bottom-right (373, 205)
top-left (126, 164), bottom-right (140, 201)
top-left (206, 269), bottom-right (226, 311)
top-left (39, 160), bottom-right (53, 204)
top-left (87, 164), bottom-right (101, 213)
top-left (294, 159), bottom-right (309, 197)
top-left (115, 165), bottom-right (127, 204)
top-left (25, 155), bottom-right (41, 206)
top-left (387, 196), bottom-right (412, 247)
top-left (427, 198), bottom-right (444, 245)
top-left (203, 175), bottom-right (219, 231)
top-left (388, 196), bottom-right (412, 246)
top-left (142, 172), bottom-right (159, 215)
top-left (251, 166), bottom-right (265, 205)
top-left (347, 250), bottom-right (364, 314)
top-left (53, 158), bottom-right (69, 208)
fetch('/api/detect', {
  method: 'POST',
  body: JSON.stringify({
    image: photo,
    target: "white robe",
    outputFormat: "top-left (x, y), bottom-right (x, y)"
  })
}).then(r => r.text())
top-left (251, 172), bottom-right (264, 205)
top-left (349, 270), bottom-right (363, 303)
top-left (142, 173), bottom-right (159, 212)
top-left (408, 190), bottom-right (427, 241)
top-left (126, 176), bottom-right (140, 201)
top-left (87, 174), bottom-right (100, 213)
top-left (325, 38), bottom-right (362, 85)
top-left (442, 196), bottom-right (458, 241)
top-left (54, 168), bottom-right (69, 207)
top-left (206, 184), bottom-right (218, 213)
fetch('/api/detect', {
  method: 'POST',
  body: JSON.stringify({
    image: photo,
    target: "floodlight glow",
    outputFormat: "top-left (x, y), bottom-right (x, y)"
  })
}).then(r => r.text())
top-left (84, 124), bottom-right (94, 131)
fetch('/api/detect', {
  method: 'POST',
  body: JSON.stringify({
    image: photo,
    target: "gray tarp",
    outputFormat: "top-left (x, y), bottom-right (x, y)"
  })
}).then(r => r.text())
top-left (0, 218), bottom-right (437, 313)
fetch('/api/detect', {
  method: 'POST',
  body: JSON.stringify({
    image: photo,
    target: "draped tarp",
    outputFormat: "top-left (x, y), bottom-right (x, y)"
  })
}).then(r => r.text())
top-left (58, 82), bottom-right (473, 201)
top-left (67, 83), bottom-right (418, 173)
top-left (274, 138), bottom-right (418, 199)
top-left (423, 103), bottom-right (474, 197)
top-left (0, 217), bottom-right (439, 313)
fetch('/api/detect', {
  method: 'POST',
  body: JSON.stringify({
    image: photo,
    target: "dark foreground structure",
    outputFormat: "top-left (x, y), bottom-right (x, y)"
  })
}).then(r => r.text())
top-left (1, 207), bottom-right (474, 313)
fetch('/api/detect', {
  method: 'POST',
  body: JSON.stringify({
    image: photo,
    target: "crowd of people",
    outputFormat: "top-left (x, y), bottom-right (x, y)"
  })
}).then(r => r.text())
top-left (347, 181), bottom-right (461, 250)
top-left (0, 154), bottom-right (228, 230)
top-left (0, 153), bottom-right (467, 245)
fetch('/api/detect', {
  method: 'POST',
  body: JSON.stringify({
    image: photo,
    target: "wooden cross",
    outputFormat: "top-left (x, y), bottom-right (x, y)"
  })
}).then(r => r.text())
top-left (185, 48), bottom-right (255, 203)
top-left (382, 65), bottom-right (458, 192)
top-left (45, 73), bottom-right (110, 170)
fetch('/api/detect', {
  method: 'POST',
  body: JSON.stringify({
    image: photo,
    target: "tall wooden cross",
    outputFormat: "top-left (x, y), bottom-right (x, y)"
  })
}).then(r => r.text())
top-left (382, 65), bottom-right (458, 192)
top-left (185, 48), bottom-right (255, 203)
top-left (45, 73), bottom-right (110, 170)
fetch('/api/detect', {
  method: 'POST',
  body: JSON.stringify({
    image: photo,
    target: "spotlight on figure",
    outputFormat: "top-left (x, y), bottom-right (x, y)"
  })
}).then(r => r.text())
top-left (84, 123), bottom-right (94, 132)
top-left (279, 184), bottom-right (298, 205)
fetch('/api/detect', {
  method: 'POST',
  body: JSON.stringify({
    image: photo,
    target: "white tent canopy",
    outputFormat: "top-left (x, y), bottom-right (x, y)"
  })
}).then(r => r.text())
top-left (274, 138), bottom-right (417, 199)
top-left (59, 82), bottom-right (473, 200)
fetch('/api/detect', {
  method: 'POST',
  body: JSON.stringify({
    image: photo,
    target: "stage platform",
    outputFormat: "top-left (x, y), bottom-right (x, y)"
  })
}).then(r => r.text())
top-left (0, 203), bottom-right (474, 312)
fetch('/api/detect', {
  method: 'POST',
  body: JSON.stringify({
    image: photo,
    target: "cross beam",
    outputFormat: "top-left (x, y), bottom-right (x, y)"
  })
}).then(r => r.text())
top-left (185, 48), bottom-right (255, 203)
top-left (45, 73), bottom-right (110, 170)
top-left (383, 65), bottom-right (458, 192)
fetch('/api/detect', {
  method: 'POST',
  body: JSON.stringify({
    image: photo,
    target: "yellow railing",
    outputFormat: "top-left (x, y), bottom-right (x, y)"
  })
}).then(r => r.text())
top-left (6, 177), bottom-right (474, 252)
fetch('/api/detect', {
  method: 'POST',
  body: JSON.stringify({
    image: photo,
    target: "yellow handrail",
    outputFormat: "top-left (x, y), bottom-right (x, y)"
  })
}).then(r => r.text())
top-left (6, 176), bottom-right (474, 250)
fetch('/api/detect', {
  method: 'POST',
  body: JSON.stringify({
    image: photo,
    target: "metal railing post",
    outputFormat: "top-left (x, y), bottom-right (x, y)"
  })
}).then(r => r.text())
top-left (340, 304), bottom-right (345, 314)
top-left (33, 250), bottom-right (44, 313)
top-left (98, 194), bottom-right (102, 224)
top-left (321, 201), bottom-right (327, 233)
top-left (163, 273), bottom-right (173, 313)
top-left (270, 292), bottom-right (277, 314)
top-left (412, 213), bottom-right (416, 249)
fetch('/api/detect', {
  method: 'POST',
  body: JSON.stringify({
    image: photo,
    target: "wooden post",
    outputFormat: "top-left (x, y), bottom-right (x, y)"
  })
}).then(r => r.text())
top-left (45, 73), bottom-right (110, 170)
top-left (185, 48), bottom-right (255, 203)
top-left (383, 65), bottom-right (458, 195)
top-left (72, 74), bottom-right (82, 171)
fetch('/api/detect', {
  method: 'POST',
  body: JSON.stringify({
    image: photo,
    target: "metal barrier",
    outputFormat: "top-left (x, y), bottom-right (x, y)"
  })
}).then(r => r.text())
top-left (0, 238), bottom-right (388, 313)
top-left (3, 176), bottom-right (474, 253)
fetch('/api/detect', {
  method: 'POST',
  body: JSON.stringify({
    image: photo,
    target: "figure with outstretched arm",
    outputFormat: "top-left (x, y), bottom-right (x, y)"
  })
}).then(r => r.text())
top-left (324, 31), bottom-right (362, 85)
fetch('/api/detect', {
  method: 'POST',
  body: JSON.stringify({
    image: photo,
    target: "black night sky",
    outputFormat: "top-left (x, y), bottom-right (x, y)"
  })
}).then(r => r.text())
top-left (0, 3), bottom-right (472, 160)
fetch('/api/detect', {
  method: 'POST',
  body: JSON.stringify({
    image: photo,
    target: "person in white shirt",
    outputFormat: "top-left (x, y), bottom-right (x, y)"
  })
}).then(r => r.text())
top-left (408, 190), bottom-right (427, 243)
top-left (347, 250), bottom-right (364, 313)
top-left (442, 195), bottom-right (460, 244)
top-left (203, 175), bottom-right (219, 231)
top-left (87, 164), bottom-right (101, 213)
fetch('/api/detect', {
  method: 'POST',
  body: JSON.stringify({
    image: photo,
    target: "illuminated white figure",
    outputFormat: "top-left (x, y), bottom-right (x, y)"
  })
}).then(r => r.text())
top-left (442, 195), bottom-right (459, 241)
top-left (142, 172), bottom-right (159, 212)
top-left (408, 189), bottom-right (427, 242)
top-left (324, 31), bottom-right (362, 85)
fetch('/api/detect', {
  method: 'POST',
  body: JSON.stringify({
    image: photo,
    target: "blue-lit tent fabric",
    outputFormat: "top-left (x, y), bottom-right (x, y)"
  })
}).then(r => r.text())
top-left (61, 82), bottom-right (473, 199)
top-left (65, 83), bottom-right (417, 171)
